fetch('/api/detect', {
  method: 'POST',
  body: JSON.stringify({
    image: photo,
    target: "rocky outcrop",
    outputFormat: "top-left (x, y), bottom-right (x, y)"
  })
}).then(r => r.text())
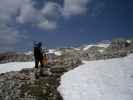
top-left (80, 39), bottom-right (133, 60)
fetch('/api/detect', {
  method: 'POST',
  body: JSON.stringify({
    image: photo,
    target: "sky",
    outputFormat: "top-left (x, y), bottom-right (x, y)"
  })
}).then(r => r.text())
top-left (0, 0), bottom-right (132, 52)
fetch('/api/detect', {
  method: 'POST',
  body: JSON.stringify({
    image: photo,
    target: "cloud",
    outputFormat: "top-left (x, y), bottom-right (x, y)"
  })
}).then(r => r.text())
top-left (0, 0), bottom-right (92, 51)
top-left (0, 24), bottom-right (24, 51)
top-left (17, 0), bottom-right (90, 28)
top-left (62, 0), bottom-right (91, 17)
top-left (38, 20), bottom-right (57, 30)
top-left (17, 1), bottom-right (61, 30)
top-left (0, 0), bottom-right (62, 50)
top-left (0, 0), bottom-right (29, 50)
top-left (42, 2), bottom-right (61, 20)
top-left (0, 0), bottom-right (27, 21)
top-left (17, 2), bottom-right (40, 24)
top-left (38, 2), bottom-right (61, 30)
top-left (0, 0), bottom-right (91, 30)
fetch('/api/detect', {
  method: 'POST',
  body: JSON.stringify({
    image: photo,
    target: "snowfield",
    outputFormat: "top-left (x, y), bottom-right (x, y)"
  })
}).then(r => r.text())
top-left (0, 62), bottom-right (34, 74)
top-left (58, 54), bottom-right (133, 100)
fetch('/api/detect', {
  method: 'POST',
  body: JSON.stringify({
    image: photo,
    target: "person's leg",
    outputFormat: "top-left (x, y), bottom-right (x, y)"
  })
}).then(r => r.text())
top-left (35, 59), bottom-right (39, 68)
top-left (34, 59), bottom-right (39, 79)
top-left (38, 59), bottom-right (44, 76)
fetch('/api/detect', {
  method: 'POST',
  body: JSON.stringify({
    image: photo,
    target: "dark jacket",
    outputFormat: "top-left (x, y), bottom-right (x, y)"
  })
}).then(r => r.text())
top-left (33, 43), bottom-right (43, 60)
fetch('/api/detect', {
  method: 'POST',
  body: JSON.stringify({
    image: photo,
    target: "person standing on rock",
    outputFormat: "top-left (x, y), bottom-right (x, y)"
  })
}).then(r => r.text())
top-left (33, 41), bottom-right (44, 69)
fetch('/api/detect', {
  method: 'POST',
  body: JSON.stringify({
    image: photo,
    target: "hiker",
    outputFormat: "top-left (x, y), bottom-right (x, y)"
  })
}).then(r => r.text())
top-left (33, 41), bottom-right (44, 69)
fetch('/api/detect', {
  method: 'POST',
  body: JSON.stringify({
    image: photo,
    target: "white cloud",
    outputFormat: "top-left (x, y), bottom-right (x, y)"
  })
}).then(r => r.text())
top-left (17, 1), bottom-right (61, 30)
top-left (0, 0), bottom-right (28, 21)
top-left (38, 20), bottom-right (57, 30)
top-left (16, 0), bottom-right (90, 28)
top-left (63, 0), bottom-right (91, 17)
top-left (0, 0), bottom-right (91, 31)
top-left (17, 3), bottom-right (40, 24)
top-left (38, 2), bottom-right (61, 30)
top-left (42, 2), bottom-right (61, 19)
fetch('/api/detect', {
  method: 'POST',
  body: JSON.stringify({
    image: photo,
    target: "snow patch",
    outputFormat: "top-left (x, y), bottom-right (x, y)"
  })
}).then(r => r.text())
top-left (127, 40), bottom-right (132, 44)
top-left (58, 54), bottom-right (133, 100)
top-left (54, 51), bottom-right (62, 56)
top-left (24, 51), bottom-right (33, 55)
top-left (74, 48), bottom-right (80, 51)
top-left (83, 45), bottom-right (94, 51)
top-left (0, 62), bottom-right (34, 74)
top-left (83, 43), bottom-right (110, 51)
top-left (48, 49), bottom-right (55, 53)
top-left (98, 49), bottom-right (104, 53)
top-left (48, 49), bottom-right (62, 56)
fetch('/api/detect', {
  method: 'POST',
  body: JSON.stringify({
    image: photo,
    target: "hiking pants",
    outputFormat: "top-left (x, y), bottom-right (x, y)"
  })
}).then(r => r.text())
top-left (35, 59), bottom-right (43, 68)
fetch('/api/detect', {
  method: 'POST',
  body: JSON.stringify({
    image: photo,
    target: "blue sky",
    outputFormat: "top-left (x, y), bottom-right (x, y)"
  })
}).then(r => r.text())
top-left (0, 0), bottom-right (132, 52)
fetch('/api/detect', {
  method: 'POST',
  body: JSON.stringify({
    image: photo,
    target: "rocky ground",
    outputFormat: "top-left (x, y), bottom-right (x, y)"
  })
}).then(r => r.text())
top-left (0, 55), bottom-right (81, 100)
top-left (0, 68), bottom-right (63, 100)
